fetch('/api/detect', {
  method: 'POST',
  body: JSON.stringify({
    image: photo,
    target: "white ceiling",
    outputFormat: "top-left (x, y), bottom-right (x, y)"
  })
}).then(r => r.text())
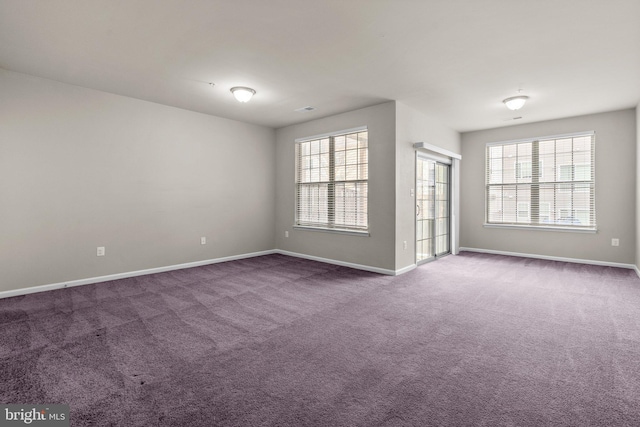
top-left (1, 0), bottom-right (639, 132)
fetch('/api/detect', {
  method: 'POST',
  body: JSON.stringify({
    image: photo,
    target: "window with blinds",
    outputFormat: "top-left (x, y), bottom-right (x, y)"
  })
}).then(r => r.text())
top-left (486, 132), bottom-right (595, 230)
top-left (295, 128), bottom-right (368, 233)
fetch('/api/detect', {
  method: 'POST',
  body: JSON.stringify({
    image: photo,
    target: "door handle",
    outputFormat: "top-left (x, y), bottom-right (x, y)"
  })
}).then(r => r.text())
top-left (416, 204), bottom-right (421, 216)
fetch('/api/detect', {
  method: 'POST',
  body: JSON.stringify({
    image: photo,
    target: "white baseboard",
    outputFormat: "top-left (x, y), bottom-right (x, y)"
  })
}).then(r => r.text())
top-left (5, 246), bottom-right (633, 300)
top-left (0, 249), bottom-right (420, 300)
top-left (395, 263), bottom-right (418, 275)
top-left (274, 249), bottom-right (415, 276)
top-left (460, 247), bottom-right (637, 271)
top-left (0, 249), bottom-right (277, 300)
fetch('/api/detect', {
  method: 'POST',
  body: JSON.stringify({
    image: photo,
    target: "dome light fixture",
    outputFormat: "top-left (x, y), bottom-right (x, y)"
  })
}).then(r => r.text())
top-left (230, 86), bottom-right (256, 103)
top-left (503, 94), bottom-right (529, 111)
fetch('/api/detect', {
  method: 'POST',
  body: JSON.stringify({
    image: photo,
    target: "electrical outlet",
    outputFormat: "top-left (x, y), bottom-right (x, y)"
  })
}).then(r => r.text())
top-left (403, 241), bottom-right (407, 250)
top-left (97, 246), bottom-right (105, 256)
top-left (611, 238), bottom-right (619, 247)
top-left (285, 231), bottom-right (289, 238)
top-left (201, 237), bottom-right (206, 245)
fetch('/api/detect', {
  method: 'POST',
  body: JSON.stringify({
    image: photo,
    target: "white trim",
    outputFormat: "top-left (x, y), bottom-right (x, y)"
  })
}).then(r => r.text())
top-left (635, 265), bottom-right (640, 279)
top-left (0, 249), bottom-right (420, 300)
top-left (486, 131), bottom-right (595, 147)
top-left (451, 158), bottom-right (460, 255)
top-left (417, 150), bottom-right (451, 165)
top-left (459, 247), bottom-right (636, 270)
top-left (413, 142), bottom-right (461, 160)
top-left (275, 249), bottom-right (414, 276)
top-left (395, 263), bottom-right (418, 275)
top-left (0, 250), bottom-right (277, 300)
top-left (295, 125), bottom-right (367, 143)
top-left (483, 223), bottom-right (597, 233)
top-left (293, 225), bottom-right (370, 236)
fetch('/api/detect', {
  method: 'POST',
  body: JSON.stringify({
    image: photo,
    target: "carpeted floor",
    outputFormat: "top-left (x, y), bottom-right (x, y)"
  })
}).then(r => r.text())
top-left (1, 252), bottom-right (640, 426)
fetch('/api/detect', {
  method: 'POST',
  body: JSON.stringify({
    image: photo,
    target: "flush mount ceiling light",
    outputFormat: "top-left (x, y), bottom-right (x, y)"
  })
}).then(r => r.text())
top-left (230, 86), bottom-right (256, 103)
top-left (503, 94), bottom-right (529, 111)
top-left (294, 106), bottom-right (316, 113)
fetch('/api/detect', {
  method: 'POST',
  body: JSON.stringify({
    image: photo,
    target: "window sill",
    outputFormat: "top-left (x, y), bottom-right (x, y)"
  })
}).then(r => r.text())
top-left (293, 225), bottom-right (370, 237)
top-left (483, 223), bottom-right (597, 234)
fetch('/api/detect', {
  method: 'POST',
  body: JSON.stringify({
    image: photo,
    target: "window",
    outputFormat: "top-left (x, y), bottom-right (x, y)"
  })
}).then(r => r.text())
top-left (295, 127), bottom-right (368, 233)
top-left (516, 161), bottom-right (543, 180)
top-left (558, 164), bottom-right (590, 193)
top-left (486, 132), bottom-right (595, 230)
top-left (517, 202), bottom-right (530, 221)
top-left (515, 161), bottom-right (532, 179)
top-left (540, 202), bottom-right (551, 222)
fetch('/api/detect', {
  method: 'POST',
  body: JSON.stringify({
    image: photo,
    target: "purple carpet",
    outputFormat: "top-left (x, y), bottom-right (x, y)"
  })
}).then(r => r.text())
top-left (2, 252), bottom-right (640, 426)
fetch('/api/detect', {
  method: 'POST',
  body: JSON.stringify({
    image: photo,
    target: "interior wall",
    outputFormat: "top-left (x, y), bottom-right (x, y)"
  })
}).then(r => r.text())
top-left (636, 105), bottom-right (640, 270)
top-left (0, 69), bottom-right (276, 292)
top-left (395, 102), bottom-right (461, 270)
top-left (275, 102), bottom-right (397, 271)
top-left (460, 109), bottom-right (636, 265)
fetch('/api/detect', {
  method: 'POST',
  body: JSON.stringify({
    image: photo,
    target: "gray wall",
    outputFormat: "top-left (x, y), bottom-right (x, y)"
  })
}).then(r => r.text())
top-left (274, 101), bottom-right (460, 272)
top-left (395, 102), bottom-right (461, 269)
top-left (0, 69), bottom-right (276, 292)
top-left (637, 105), bottom-right (640, 269)
top-left (3, 68), bottom-right (634, 294)
top-left (275, 102), bottom-right (397, 271)
top-left (461, 109), bottom-right (636, 265)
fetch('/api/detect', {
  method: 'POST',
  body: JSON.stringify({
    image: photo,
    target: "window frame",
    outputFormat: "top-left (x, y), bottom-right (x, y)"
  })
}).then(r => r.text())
top-left (484, 131), bottom-right (596, 233)
top-left (294, 126), bottom-right (369, 235)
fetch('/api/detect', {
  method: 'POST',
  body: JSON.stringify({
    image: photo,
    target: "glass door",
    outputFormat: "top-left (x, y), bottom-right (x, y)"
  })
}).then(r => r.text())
top-left (416, 156), bottom-right (450, 263)
top-left (434, 162), bottom-right (450, 257)
top-left (416, 158), bottom-right (435, 262)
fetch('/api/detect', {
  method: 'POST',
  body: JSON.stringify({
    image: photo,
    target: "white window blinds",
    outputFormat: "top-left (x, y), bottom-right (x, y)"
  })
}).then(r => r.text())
top-left (486, 132), bottom-right (595, 230)
top-left (295, 128), bottom-right (368, 232)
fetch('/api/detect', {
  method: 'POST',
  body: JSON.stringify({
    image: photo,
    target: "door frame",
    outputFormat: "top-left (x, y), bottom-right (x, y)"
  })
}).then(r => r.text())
top-left (415, 154), bottom-right (450, 264)
top-left (413, 142), bottom-right (461, 265)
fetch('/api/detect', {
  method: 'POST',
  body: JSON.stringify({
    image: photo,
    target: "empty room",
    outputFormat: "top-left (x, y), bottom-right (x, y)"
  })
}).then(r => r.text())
top-left (1, 1), bottom-right (639, 426)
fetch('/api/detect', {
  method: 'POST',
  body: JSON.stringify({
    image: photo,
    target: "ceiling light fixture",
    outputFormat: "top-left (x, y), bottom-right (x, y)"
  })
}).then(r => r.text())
top-left (230, 86), bottom-right (256, 103)
top-left (503, 93), bottom-right (529, 111)
top-left (295, 106), bottom-right (316, 113)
